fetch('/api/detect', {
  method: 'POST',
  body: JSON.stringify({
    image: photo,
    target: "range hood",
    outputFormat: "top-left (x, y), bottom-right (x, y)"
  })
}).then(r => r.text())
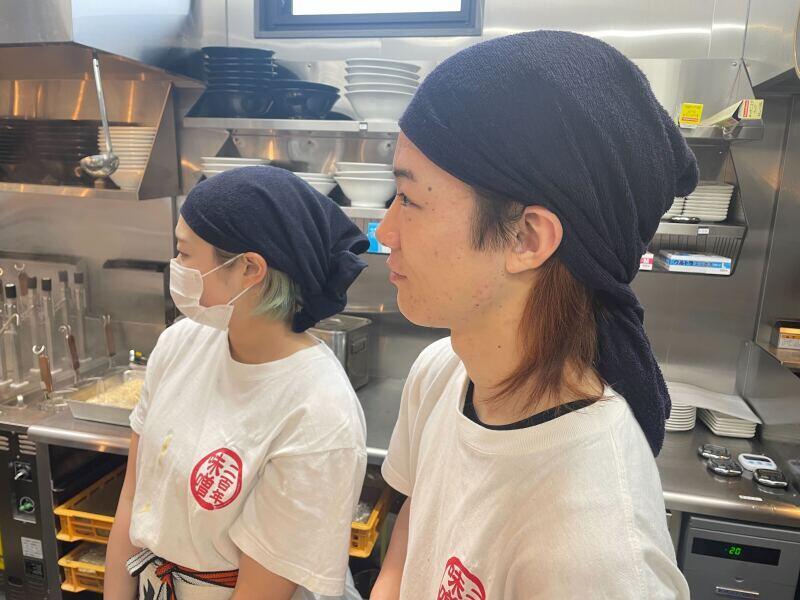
top-left (744, 3), bottom-right (800, 92)
top-left (0, 1), bottom-right (205, 200)
top-left (0, 0), bottom-right (195, 77)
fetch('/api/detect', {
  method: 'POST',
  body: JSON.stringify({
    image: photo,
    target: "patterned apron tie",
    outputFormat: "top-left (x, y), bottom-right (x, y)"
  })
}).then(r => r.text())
top-left (128, 549), bottom-right (239, 600)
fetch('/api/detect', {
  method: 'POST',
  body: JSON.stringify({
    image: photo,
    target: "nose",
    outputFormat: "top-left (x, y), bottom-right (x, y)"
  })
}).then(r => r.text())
top-left (375, 197), bottom-right (401, 250)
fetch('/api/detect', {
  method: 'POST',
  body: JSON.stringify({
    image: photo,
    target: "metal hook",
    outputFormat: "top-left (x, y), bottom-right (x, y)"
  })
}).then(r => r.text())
top-left (58, 323), bottom-right (72, 336)
top-left (0, 313), bottom-right (20, 336)
top-left (32, 345), bottom-right (46, 356)
top-left (13, 263), bottom-right (26, 273)
top-left (101, 314), bottom-right (111, 326)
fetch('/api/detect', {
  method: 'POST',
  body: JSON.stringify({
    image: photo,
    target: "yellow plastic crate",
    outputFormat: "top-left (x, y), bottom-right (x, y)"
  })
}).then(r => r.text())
top-left (57, 465), bottom-right (391, 560)
top-left (59, 542), bottom-right (106, 593)
top-left (54, 466), bottom-right (124, 544)
top-left (350, 485), bottom-right (393, 558)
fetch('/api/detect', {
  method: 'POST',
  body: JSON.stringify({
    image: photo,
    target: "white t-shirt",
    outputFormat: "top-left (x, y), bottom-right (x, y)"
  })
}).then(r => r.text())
top-left (129, 318), bottom-right (367, 599)
top-left (382, 338), bottom-right (690, 600)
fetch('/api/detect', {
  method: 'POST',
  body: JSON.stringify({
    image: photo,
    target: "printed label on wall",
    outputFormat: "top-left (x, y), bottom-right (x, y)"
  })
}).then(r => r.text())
top-left (21, 537), bottom-right (43, 559)
top-left (678, 102), bottom-right (704, 128)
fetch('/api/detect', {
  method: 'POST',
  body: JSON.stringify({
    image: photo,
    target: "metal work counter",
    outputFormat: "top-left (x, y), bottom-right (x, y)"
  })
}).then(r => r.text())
top-left (24, 377), bottom-right (407, 459)
top-left (26, 408), bottom-right (132, 455)
top-left (657, 427), bottom-right (800, 528)
top-left (22, 377), bottom-right (800, 529)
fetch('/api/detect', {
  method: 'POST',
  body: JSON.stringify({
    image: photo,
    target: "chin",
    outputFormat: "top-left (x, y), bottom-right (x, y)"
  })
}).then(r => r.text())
top-left (396, 292), bottom-right (452, 329)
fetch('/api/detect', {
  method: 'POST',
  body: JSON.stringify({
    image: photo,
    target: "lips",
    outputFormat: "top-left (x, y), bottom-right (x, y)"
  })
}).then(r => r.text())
top-left (386, 257), bottom-right (407, 281)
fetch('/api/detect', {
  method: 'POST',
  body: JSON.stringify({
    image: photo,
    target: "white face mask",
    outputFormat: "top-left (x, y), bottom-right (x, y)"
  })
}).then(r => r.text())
top-left (169, 255), bottom-right (254, 331)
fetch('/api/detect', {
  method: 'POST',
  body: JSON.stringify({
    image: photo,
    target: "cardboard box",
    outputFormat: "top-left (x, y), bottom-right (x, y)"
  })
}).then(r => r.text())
top-left (656, 250), bottom-right (732, 275)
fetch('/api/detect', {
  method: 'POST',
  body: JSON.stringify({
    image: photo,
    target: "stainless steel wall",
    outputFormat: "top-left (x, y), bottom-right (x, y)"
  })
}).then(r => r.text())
top-left (1, 0), bottom-right (793, 392)
top-left (0, 193), bottom-right (173, 349)
top-left (757, 96), bottom-right (800, 345)
top-left (633, 98), bottom-right (791, 394)
top-left (220, 0), bottom-right (749, 61)
top-left (743, 1), bottom-right (800, 87)
top-left (202, 0), bottom-right (783, 390)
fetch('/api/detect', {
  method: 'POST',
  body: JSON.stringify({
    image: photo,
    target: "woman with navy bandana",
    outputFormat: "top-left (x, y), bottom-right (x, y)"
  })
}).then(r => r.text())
top-left (372, 31), bottom-right (694, 599)
top-left (105, 167), bottom-right (368, 600)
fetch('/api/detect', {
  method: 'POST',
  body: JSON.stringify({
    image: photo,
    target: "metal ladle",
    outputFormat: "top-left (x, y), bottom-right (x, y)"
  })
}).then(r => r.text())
top-left (80, 52), bottom-right (119, 178)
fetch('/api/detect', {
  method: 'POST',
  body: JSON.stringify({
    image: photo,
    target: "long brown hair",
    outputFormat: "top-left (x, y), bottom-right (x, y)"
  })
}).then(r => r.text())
top-left (471, 186), bottom-right (602, 412)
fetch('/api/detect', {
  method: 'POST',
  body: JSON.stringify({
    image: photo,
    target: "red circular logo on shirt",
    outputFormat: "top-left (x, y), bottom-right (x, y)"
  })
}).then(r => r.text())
top-left (189, 448), bottom-right (243, 511)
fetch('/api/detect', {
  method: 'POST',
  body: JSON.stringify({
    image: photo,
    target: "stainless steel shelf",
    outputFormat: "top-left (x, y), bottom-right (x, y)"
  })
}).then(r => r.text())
top-left (0, 181), bottom-right (143, 201)
top-left (183, 118), bottom-right (760, 141)
top-left (758, 342), bottom-right (800, 372)
top-left (681, 121), bottom-right (764, 142)
top-left (655, 221), bottom-right (747, 238)
top-left (183, 117), bottom-right (400, 134)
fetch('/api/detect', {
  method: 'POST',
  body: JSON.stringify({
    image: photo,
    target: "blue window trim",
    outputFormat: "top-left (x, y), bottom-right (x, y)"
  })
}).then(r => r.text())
top-left (255, 0), bottom-right (483, 38)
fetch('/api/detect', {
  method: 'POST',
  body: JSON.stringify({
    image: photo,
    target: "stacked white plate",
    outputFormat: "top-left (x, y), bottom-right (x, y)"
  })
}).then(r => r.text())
top-left (98, 126), bottom-right (156, 190)
top-left (345, 59), bottom-right (420, 122)
top-left (662, 197), bottom-right (685, 220)
top-left (201, 156), bottom-right (271, 178)
top-left (698, 408), bottom-right (757, 439)
top-left (681, 183), bottom-right (735, 222)
top-left (665, 403), bottom-right (697, 432)
top-left (292, 171), bottom-right (337, 195)
top-left (334, 162), bottom-right (395, 208)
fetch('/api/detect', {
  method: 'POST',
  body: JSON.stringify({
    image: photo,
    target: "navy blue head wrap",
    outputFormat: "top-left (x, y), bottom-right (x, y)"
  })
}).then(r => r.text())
top-left (400, 30), bottom-right (698, 454)
top-left (181, 166), bottom-right (369, 332)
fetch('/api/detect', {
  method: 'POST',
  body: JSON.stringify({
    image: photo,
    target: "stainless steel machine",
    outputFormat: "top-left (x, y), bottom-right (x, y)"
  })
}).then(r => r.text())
top-left (0, 255), bottom-right (124, 599)
top-left (0, 418), bottom-right (122, 600)
top-left (680, 516), bottom-right (800, 599)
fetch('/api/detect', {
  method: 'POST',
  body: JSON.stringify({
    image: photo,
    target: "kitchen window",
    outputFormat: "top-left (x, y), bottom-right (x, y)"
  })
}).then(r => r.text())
top-left (256, 0), bottom-right (483, 38)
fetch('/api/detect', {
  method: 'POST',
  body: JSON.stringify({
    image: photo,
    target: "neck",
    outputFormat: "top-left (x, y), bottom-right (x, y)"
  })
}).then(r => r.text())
top-left (451, 302), bottom-right (602, 425)
top-left (227, 312), bottom-right (315, 364)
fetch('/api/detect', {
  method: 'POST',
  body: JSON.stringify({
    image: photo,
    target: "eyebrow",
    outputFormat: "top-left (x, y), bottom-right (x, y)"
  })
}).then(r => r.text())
top-left (393, 168), bottom-right (415, 182)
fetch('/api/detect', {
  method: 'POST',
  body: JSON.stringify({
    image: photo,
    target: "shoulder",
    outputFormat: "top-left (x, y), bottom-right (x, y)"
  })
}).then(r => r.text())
top-left (559, 390), bottom-right (661, 491)
top-left (407, 337), bottom-right (461, 394)
top-left (293, 343), bottom-right (360, 400)
top-left (399, 337), bottom-right (463, 437)
top-left (276, 345), bottom-right (366, 451)
top-left (511, 397), bottom-right (680, 595)
top-left (151, 317), bottom-right (219, 359)
top-left (589, 389), bottom-right (660, 465)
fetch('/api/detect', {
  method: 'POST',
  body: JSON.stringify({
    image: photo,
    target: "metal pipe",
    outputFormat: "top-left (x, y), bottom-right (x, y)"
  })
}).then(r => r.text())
top-left (15, 272), bottom-right (34, 374)
top-left (27, 276), bottom-right (42, 349)
top-left (2, 284), bottom-right (27, 386)
top-left (40, 278), bottom-right (63, 371)
top-left (0, 280), bottom-right (7, 385)
top-left (71, 272), bottom-right (88, 360)
top-left (57, 269), bottom-right (72, 331)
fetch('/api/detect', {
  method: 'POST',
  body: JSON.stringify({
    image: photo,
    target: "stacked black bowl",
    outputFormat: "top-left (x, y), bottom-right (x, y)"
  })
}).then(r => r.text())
top-left (31, 120), bottom-right (100, 185)
top-left (0, 118), bottom-right (33, 183)
top-left (204, 46), bottom-right (278, 89)
top-left (0, 119), bottom-right (30, 164)
top-left (191, 46), bottom-right (340, 119)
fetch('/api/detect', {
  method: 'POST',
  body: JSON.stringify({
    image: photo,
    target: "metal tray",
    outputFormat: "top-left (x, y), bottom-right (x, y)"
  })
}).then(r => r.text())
top-left (66, 370), bottom-right (143, 428)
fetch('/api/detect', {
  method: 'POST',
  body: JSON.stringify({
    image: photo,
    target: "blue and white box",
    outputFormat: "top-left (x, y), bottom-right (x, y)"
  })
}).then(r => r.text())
top-left (656, 250), bottom-right (732, 275)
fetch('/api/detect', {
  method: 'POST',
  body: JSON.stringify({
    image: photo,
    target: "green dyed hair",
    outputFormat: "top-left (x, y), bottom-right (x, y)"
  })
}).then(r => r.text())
top-left (213, 247), bottom-right (302, 323)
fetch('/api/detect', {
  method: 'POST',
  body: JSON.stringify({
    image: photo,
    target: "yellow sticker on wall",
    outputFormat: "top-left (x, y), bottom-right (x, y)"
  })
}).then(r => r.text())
top-left (678, 103), bottom-right (704, 128)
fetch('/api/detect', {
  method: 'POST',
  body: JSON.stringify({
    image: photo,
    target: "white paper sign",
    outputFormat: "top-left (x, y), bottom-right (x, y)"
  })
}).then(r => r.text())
top-left (21, 537), bottom-right (43, 559)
